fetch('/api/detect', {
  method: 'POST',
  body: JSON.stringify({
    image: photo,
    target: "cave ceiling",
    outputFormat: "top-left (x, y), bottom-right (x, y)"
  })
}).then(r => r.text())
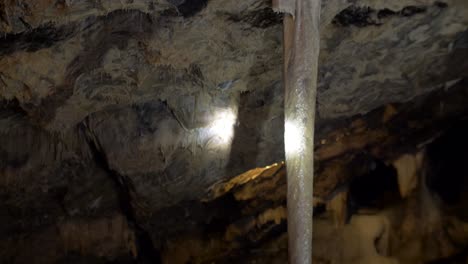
top-left (1, 0), bottom-right (468, 262)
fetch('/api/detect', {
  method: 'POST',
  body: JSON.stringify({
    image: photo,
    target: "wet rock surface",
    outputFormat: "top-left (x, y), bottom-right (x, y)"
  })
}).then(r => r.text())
top-left (0, 0), bottom-right (467, 263)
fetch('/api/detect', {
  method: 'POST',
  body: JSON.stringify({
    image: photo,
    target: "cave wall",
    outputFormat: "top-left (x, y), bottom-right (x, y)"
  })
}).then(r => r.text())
top-left (0, 0), bottom-right (467, 263)
top-left (157, 116), bottom-right (468, 264)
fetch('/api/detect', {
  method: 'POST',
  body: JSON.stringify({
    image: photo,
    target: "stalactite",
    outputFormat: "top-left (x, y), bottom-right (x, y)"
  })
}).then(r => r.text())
top-left (274, 0), bottom-right (321, 263)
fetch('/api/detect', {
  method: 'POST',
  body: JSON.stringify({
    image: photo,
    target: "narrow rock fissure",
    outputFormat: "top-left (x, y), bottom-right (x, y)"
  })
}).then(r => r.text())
top-left (332, 3), bottom-right (446, 28)
top-left (0, 22), bottom-right (77, 56)
top-left (79, 120), bottom-right (162, 264)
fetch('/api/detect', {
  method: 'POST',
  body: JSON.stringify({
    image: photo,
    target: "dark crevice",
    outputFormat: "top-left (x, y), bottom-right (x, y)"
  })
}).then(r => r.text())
top-left (134, 100), bottom-right (178, 134)
top-left (18, 17), bottom-right (32, 30)
top-left (79, 119), bottom-right (162, 264)
top-left (377, 9), bottom-right (397, 19)
top-left (333, 4), bottom-right (434, 28)
top-left (228, 8), bottom-right (283, 28)
top-left (434, 1), bottom-right (448, 9)
top-left (161, 100), bottom-right (190, 131)
top-left (313, 203), bottom-right (327, 217)
top-left (0, 22), bottom-right (77, 56)
top-left (454, 29), bottom-right (468, 49)
top-left (426, 120), bottom-right (468, 221)
top-left (319, 152), bottom-right (380, 203)
top-left (165, 0), bottom-right (209, 17)
top-left (333, 6), bottom-right (379, 27)
top-left (0, 98), bottom-right (28, 117)
top-left (426, 122), bottom-right (468, 204)
top-left (203, 194), bottom-right (244, 235)
top-left (346, 157), bottom-right (401, 221)
top-left (400, 6), bottom-right (427, 17)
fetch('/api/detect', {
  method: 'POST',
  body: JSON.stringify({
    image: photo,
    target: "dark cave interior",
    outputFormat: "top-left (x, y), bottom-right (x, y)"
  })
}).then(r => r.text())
top-left (0, 0), bottom-right (468, 263)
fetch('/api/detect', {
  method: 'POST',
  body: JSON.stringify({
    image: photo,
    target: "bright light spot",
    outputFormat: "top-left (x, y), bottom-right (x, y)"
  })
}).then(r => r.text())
top-left (285, 120), bottom-right (305, 156)
top-left (209, 109), bottom-right (237, 144)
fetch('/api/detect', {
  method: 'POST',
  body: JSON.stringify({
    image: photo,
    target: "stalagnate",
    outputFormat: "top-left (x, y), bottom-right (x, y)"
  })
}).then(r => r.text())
top-left (275, 0), bottom-right (322, 262)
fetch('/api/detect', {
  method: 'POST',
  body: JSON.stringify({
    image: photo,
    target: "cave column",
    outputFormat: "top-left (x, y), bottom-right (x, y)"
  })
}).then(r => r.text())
top-left (273, 0), bottom-right (321, 263)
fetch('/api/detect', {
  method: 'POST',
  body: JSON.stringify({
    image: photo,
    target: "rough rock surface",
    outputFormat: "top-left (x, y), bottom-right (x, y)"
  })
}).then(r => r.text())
top-left (0, 0), bottom-right (468, 263)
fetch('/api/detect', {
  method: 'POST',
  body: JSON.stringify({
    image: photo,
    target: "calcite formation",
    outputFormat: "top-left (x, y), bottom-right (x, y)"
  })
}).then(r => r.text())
top-left (0, 0), bottom-right (468, 263)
